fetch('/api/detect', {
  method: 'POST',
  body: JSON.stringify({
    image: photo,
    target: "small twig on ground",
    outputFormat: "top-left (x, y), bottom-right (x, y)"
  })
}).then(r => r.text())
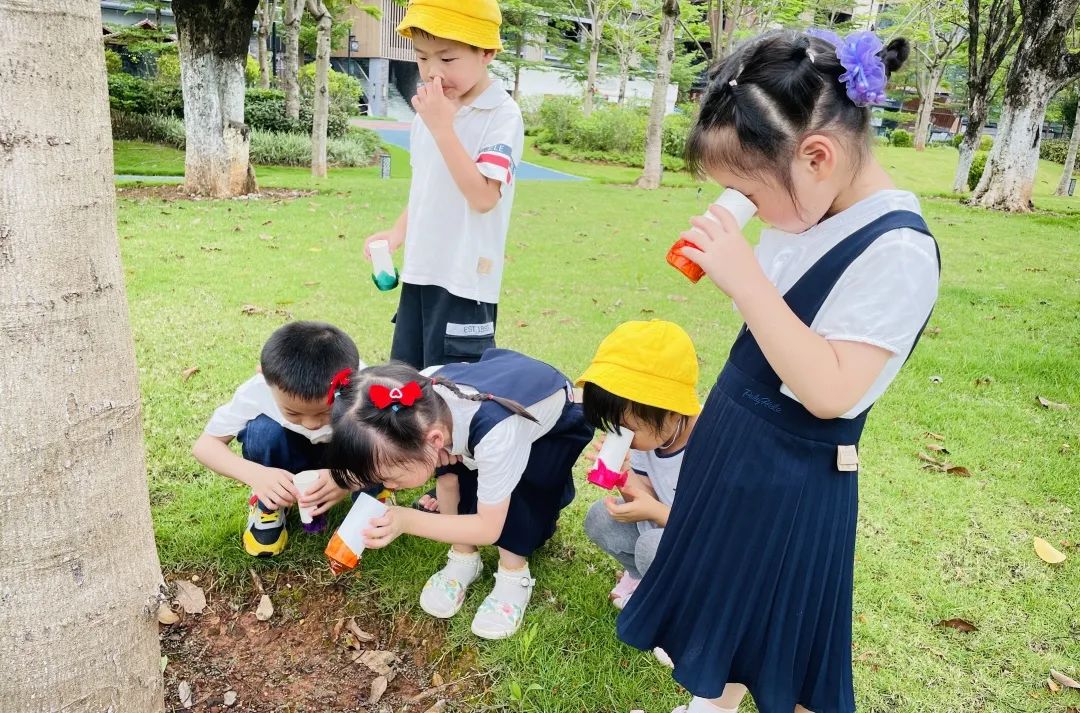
top-left (408, 672), bottom-right (485, 704)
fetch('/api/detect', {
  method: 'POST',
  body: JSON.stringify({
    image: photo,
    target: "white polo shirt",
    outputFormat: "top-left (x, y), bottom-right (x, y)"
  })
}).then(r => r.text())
top-left (402, 78), bottom-right (525, 305)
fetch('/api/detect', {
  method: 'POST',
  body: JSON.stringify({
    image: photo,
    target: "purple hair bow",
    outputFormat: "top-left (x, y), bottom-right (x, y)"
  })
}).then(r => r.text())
top-left (807, 29), bottom-right (888, 107)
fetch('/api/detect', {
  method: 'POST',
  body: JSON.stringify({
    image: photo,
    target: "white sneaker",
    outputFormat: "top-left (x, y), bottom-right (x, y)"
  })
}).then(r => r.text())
top-left (419, 548), bottom-right (483, 619)
top-left (470, 567), bottom-right (535, 640)
top-left (653, 646), bottom-right (674, 668)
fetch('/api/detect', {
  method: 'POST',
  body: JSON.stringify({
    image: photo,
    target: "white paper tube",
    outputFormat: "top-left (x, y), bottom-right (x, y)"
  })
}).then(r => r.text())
top-left (708, 189), bottom-right (757, 228)
top-left (292, 470), bottom-right (320, 524)
top-left (369, 239), bottom-right (395, 277)
top-left (595, 428), bottom-right (634, 473)
top-left (334, 492), bottom-right (388, 559)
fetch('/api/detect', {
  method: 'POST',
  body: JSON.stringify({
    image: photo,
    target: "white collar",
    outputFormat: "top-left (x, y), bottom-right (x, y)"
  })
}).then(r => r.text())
top-left (461, 77), bottom-right (509, 112)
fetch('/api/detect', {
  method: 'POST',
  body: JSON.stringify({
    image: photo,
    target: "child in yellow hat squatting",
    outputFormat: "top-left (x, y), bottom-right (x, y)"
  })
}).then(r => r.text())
top-left (576, 320), bottom-right (701, 664)
top-left (363, 0), bottom-right (525, 373)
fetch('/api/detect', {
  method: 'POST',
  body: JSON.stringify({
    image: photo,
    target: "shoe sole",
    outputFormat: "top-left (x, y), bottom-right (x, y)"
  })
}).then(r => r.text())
top-left (243, 528), bottom-right (288, 558)
top-left (470, 621), bottom-right (521, 640)
top-left (420, 599), bottom-right (464, 619)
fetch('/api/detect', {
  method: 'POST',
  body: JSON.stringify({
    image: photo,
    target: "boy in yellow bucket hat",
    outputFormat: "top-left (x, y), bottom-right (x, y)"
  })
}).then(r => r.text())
top-left (576, 321), bottom-right (701, 666)
top-left (364, 0), bottom-right (525, 380)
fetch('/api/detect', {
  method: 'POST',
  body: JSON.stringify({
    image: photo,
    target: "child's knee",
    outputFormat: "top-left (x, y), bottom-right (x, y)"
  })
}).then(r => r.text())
top-left (583, 498), bottom-right (615, 543)
top-left (634, 528), bottom-right (663, 576)
top-left (437, 472), bottom-right (460, 494)
top-left (238, 415), bottom-right (290, 466)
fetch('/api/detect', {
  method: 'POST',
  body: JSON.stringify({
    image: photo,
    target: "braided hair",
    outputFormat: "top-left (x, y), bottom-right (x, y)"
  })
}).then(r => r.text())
top-left (687, 30), bottom-right (909, 195)
top-left (326, 362), bottom-right (538, 490)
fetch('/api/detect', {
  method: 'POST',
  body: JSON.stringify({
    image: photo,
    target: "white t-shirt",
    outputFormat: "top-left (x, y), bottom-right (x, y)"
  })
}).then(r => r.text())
top-left (204, 374), bottom-right (333, 444)
top-left (752, 190), bottom-right (939, 418)
top-left (421, 366), bottom-right (567, 505)
top-left (402, 78), bottom-right (525, 305)
top-left (629, 446), bottom-right (684, 535)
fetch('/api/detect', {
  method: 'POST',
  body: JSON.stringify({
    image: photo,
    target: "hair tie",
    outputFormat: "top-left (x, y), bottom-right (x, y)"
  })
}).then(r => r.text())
top-left (728, 79), bottom-right (738, 88)
top-left (370, 382), bottom-right (423, 410)
top-left (806, 28), bottom-right (887, 107)
top-left (806, 49), bottom-right (816, 64)
top-left (327, 368), bottom-right (353, 405)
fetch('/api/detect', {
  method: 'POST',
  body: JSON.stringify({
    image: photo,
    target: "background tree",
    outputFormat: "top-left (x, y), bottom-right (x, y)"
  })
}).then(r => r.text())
top-left (0, 0), bottom-right (165, 708)
top-left (257, 0), bottom-right (279, 89)
top-left (972, 0), bottom-right (1080, 210)
top-left (567, 0), bottom-right (621, 114)
top-left (501, 0), bottom-right (559, 101)
top-left (951, 0), bottom-right (1019, 191)
top-left (605, 0), bottom-right (659, 104)
top-left (1053, 85), bottom-right (1080, 195)
top-left (283, 0), bottom-right (305, 121)
top-left (173, 0), bottom-right (260, 197)
top-left (307, 0), bottom-right (333, 177)
top-left (638, 0), bottom-right (679, 188)
top-left (907, 0), bottom-right (966, 150)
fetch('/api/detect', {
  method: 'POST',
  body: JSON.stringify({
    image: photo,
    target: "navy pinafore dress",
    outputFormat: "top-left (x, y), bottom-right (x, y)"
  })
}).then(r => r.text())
top-left (617, 212), bottom-right (939, 713)
top-left (434, 349), bottom-right (594, 557)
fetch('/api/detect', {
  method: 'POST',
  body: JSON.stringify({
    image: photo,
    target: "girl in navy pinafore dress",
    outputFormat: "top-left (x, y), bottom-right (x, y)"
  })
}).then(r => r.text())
top-left (618, 30), bottom-right (940, 713)
top-left (326, 350), bottom-right (592, 640)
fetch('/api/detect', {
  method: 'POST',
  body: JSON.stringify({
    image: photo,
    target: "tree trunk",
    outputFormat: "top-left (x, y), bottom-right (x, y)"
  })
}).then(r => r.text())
top-left (1055, 116), bottom-right (1080, 195)
top-left (513, 37), bottom-right (524, 102)
top-left (307, 0), bottom-right (332, 178)
top-left (283, 0), bottom-right (304, 121)
top-left (257, 0), bottom-right (275, 89)
top-left (972, 0), bottom-right (1080, 211)
top-left (724, 0), bottom-right (742, 57)
top-left (584, 31), bottom-right (601, 115)
top-left (972, 69), bottom-right (1056, 210)
top-left (914, 67), bottom-right (944, 151)
top-left (618, 56), bottom-right (629, 105)
top-left (953, 93), bottom-right (989, 191)
top-left (637, 0), bottom-right (678, 190)
top-left (0, 1), bottom-right (165, 710)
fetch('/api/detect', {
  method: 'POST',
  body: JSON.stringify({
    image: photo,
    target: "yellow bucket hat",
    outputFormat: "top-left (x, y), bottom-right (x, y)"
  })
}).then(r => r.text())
top-left (397, 0), bottom-right (504, 51)
top-left (576, 320), bottom-right (702, 417)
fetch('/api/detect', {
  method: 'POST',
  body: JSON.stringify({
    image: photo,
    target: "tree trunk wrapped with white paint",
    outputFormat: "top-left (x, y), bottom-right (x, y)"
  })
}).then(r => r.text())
top-left (284, 0), bottom-right (305, 121)
top-left (174, 0), bottom-right (260, 198)
top-left (0, 1), bottom-right (165, 708)
top-left (1055, 112), bottom-right (1080, 196)
top-left (307, 0), bottom-right (333, 178)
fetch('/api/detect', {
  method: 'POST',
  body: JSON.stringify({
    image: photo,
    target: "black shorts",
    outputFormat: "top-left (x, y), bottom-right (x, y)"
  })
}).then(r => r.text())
top-left (390, 282), bottom-right (498, 369)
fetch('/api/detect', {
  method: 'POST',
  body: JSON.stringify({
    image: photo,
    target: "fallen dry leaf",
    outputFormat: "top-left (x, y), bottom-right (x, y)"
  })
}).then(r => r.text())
top-left (918, 452), bottom-right (944, 467)
top-left (516, 320), bottom-right (528, 327)
top-left (157, 603), bottom-right (180, 625)
top-left (332, 618), bottom-right (345, 642)
top-left (249, 568), bottom-right (264, 594)
top-left (541, 308), bottom-right (557, 316)
top-left (946, 466), bottom-right (972, 477)
top-left (223, 691), bottom-right (237, 707)
top-left (974, 376), bottom-right (993, 387)
top-left (1049, 677), bottom-right (1062, 693)
top-left (1038, 396), bottom-right (1069, 411)
top-left (303, 280), bottom-right (320, 287)
top-left (180, 366), bottom-right (199, 382)
top-left (424, 701), bottom-right (447, 713)
top-left (936, 618), bottom-right (978, 633)
top-left (369, 676), bottom-right (388, 704)
top-left (929, 375), bottom-right (943, 384)
top-left (1051, 670), bottom-right (1080, 689)
top-left (1062, 443), bottom-right (1073, 454)
top-left (178, 681), bottom-right (193, 709)
top-left (926, 444), bottom-right (950, 454)
top-left (925, 432), bottom-right (946, 441)
top-left (922, 326), bottom-right (942, 337)
top-left (668, 294), bottom-right (689, 302)
top-left (241, 304), bottom-right (266, 316)
top-left (1035, 537), bottom-right (1067, 564)
top-left (175, 580), bottom-right (206, 615)
top-left (432, 672), bottom-right (444, 687)
top-left (358, 649), bottom-right (399, 676)
top-left (255, 594), bottom-right (274, 621)
top-left (347, 618), bottom-right (376, 644)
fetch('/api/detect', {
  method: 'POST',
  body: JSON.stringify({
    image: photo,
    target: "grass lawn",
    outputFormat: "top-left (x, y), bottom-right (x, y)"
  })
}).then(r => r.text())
top-left (119, 138), bottom-right (1080, 712)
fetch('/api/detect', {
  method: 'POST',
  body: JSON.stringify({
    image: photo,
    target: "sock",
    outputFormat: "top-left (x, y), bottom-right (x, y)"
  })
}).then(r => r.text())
top-left (687, 697), bottom-right (739, 713)
top-left (491, 563), bottom-right (534, 607)
top-left (442, 548), bottom-right (482, 583)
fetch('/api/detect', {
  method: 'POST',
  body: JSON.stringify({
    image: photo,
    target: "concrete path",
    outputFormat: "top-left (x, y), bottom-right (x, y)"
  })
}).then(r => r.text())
top-left (353, 119), bottom-right (586, 182)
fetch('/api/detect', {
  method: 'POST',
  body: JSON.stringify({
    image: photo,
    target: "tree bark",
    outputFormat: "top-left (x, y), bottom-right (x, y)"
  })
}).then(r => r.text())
top-left (584, 32), bottom-right (601, 115)
top-left (1055, 114), bottom-right (1080, 195)
top-left (953, 93), bottom-right (990, 191)
top-left (914, 66), bottom-right (945, 150)
top-left (617, 56), bottom-right (629, 105)
top-left (724, 0), bottom-right (742, 57)
top-left (637, 0), bottom-right (678, 189)
top-left (0, 1), bottom-right (165, 710)
top-left (972, 0), bottom-right (1080, 211)
top-left (283, 0), bottom-right (305, 121)
top-left (257, 0), bottom-right (276, 89)
top-left (174, 0), bottom-right (260, 197)
top-left (307, 0), bottom-right (332, 178)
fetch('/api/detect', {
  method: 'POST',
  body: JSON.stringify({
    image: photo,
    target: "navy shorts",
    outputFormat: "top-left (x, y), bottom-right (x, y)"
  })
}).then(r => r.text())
top-left (390, 282), bottom-right (498, 369)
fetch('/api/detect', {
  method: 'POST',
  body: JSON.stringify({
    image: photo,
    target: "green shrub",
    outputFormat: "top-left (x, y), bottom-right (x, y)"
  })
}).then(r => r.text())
top-left (979, 134), bottom-right (993, 151)
top-left (662, 113), bottom-right (692, 158)
top-left (149, 83), bottom-right (184, 117)
top-left (108, 73), bottom-right (155, 114)
top-left (246, 56), bottom-right (260, 86)
top-left (298, 64), bottom-right (364, 115)
top-left (155, 53), bottom-right (181, 83)
top-left (968, 151), bottom-right (988, 191)
top-left (890, 129), bottom-right (913, 147)
top-left (951, 133), bottom-right (964, 148)
top-left (245, 88), bottom-right (348, 137)
top-left (536, 96), bottom-right (583, 145)
top-left (1040, 138), bottom-right (1071, 164)
top-left (105, 49), bottom-right (123, 75)
top-left (571, 105), bottom-right (646, 154)
top-left (519, 95), bottom-right (543, 136)
top-left (111, 111), bottom-right (186, 149)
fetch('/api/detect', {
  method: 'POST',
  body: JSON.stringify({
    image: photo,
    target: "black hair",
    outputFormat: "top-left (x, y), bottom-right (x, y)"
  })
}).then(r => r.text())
top-left (326, 363), bottom-right (538, 490)
top-left (687, 30), bottom-right (909, 194)
top-left (259, 321), bottom-right (359, 402)
top-left (581, 382), bottom-right (684, 440)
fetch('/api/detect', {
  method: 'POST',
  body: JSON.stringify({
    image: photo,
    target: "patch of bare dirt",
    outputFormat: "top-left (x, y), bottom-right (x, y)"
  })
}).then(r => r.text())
top-left (160, 572), bottom-right (483, 713)
top-left (117, 185), bottom-right (317, 202)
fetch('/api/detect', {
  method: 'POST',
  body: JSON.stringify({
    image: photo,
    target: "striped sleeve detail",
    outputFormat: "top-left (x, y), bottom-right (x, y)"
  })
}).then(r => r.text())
top-left (476, 142), bottom-right (516, 185)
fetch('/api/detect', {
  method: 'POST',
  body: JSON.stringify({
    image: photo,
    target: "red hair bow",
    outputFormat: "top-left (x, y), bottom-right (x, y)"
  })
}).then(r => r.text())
top-left (370, 381), bottom-right (423, 410)
top-left (326, 368), bottom-right (353, 405)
